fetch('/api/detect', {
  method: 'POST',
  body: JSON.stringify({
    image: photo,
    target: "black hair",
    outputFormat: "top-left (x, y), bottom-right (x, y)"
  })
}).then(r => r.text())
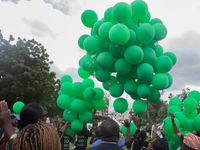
top-left (100, 119), bottom-right (119, 142)
top-left (19, 102), bottom-right (44, 130)
top-left (151, 138), bottom-right (168, 150)
top-left (195, 130), bottom-right (200, 137)
top-left (95, 127), bottom-right (101, 138)
top-left (140, 130), bottom-right (146, 140)
top-left (11, 115), bottom-right (17, 119)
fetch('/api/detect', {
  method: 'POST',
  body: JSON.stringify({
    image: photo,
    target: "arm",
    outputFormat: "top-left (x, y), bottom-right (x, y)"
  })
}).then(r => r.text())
top-left (124, 119), bottom-right (131, 145)
top-left (170, 113), bottom-right (181, 139)
top-left (89, 133), bottom-right (96, 144)
top-left (59, 122), bottom-right (70, 135)
top-left (0, 101), bottom-right (15, 139)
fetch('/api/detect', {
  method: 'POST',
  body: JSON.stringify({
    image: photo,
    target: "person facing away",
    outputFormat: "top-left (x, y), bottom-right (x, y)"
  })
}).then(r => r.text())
top-left (131, 130), bottom-right (148, 150)
top-left (148, 138), bottom-right (168, 150)
top-left (91, 119), bottom-right (131, 148)
top-left (86, 118), bottom-right (124, 150)
top-left (12, 122), bottom-right (61, 150)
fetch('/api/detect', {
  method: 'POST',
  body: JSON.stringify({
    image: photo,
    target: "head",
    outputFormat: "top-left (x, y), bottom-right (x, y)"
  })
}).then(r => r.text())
top-left (95, 127), bottom-right (101, 138)
top-left (57, 122), bottom-right (65, 131)
top-left (139, 130), bottom-right (147, 141)
top-left (11, 115), bottom-right (18, 127)
top-left (192, 130), bottom-right (200, 137)
top-left (12, 123), bottom-right (61, 150)
top-left (134, 129), bottom-right (140, 139)
top-left (100, 119), bottom-right (119, 142)
top-left (19, 102), bottom-right (47, 130)
top-left (182, 133), bottom-right (200, 150)
top-left (148, 138), bottom-right (168, 150)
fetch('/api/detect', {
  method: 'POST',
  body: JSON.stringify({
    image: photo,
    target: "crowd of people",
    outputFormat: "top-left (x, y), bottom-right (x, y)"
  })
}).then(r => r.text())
top-left (0, 100), bottom-right (199, 150)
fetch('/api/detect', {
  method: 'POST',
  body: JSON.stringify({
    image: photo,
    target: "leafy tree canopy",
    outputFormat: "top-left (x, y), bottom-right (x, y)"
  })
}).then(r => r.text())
top-left (0, 30), bottom-right (62, 117)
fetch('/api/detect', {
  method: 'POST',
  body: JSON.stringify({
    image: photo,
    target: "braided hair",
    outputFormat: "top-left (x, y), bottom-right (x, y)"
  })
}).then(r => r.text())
top-left (12, 123), bottom-right (61, 150)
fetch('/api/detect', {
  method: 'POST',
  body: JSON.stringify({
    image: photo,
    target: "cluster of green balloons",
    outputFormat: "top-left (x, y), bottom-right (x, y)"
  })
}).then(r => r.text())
top-left (13, 101), bottom-right (25, 114)
top-left (57, 75), bottom-right (106, 135)
top-left (163, 90), bottom-right (200, 150)
top-left (78, 0), bottom-right (176, 115)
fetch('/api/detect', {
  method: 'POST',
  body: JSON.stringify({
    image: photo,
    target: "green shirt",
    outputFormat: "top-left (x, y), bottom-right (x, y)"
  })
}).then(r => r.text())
top-left (61, 134), bottom-right (72, 150)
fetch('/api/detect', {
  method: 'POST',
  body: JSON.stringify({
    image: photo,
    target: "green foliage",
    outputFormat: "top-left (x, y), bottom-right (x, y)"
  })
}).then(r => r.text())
top-left (0, 31), bottom-right (61, 117)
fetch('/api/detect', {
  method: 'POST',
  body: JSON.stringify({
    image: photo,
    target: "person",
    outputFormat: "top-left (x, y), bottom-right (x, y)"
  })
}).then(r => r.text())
top-left (86, 119), bottom-right (124, 150)
top-left (0, 100), bottom-right (48, 150)
top-left (91, 119), bottom-right (131, 148)
top-left (126, 129), bottom-right (140, 149)
top-left (131, 130), bottom-right (148, 150)
top-left (171, 113), bottom-right (200, 150)
top-left (89, 127), bottom-right (100, 145)
top-left (161, 129), bottom-right (167, 141)
top-left (147, 138), bottom-right (168, 150)
top-left (74, 124), bottom-right (89, 150)
top-left (12, 122), bottom-right (61, 150)
top-left (59, 122), bottom-right (74, 150)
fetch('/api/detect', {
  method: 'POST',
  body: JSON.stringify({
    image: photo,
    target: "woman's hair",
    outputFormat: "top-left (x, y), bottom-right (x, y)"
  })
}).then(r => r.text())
top-left (151, 138), bottom-right (168, 150)
top-left (11, 115), bottom-right (16, 119)
top-left (12, 123), bottom-right (61, 150)
top-left (195, 130), bottom-right (200, 137)
top-left (139, 130), bottom-right (146, 140)
top-left (19, 102), bottom-right (44, 130)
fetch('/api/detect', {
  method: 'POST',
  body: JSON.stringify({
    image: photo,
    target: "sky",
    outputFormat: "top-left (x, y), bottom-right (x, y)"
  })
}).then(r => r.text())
top-left (0, 0), bottom-right (200, 111)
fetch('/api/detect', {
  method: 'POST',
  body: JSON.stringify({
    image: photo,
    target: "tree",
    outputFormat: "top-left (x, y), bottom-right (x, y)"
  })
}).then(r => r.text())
top-left (0, 31), bottom-right (61, 117)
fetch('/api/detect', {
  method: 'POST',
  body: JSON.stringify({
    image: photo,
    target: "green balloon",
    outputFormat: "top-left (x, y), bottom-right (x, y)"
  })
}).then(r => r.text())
top-left (94, 87), bottom-right (104, 100)
top-left (124, 29), bottom-right (137, 47)
top-left (184, 119), bottom-right (196, 132)
top-left (137, 84), bottom-right (151, 98)
top-left (60, 75), bottom-right (73, 84)
top-left (115, 58), bottom-right (132, 75)
top-left (112, 2), bottom-right (132, 23)
top-left (151, 73), bottom-right (169, 90)
top-left (156, 45), bottom-right (163, 57)
top-left (82, 78), bottom-right (95, 89)
top-left (165, 130), bottom-right (174, 138)
top-left (124, 45), bottom-right (144, 65)
top-left (79, 111), bottom-right (92, 123)
top-left (70, 99), bottom-right (84, 114)
top-left (130, 0), bottom-right (148, 20)
top-left (183, 109), bottom-right (197, 119)
top-left (57, 95), bottom-right (71, 110)
top-left (71, 119), bottom-right (83, 132)
top-left (99, 22), bottom-right (114, 41)
top-left (121, 123), bottom-right (136, 136)
top-left (140, 11), bottom-right (151, 23)
top-left (113, 98), bottom-right (128, 113)
top-left (143, 39), bottom-right (158, 51)
top-left (149, 18), bottom-right (163, 25)
top-left (95, 68), bottom-right (110, 82)
top-left (116, 73), bottom-right (131, 84)
top-left (109, 83), bottom-right (124, 98)
top-left (137, 63), bottom-right (154, 80)
top-left (83, 36), bottom-right (102, 54)
top-left (132, 99), bottom-right (147, 115)
top-left (183, 97), bottom-right (198, 112)
top-left (122, 19), bottom-right (138, 31)
top-left (81, 9), bottom-right (98, 28)
top-left (83, 100), bottom-right (96, 111)
top-left (109, 43), bottom-right (125, 56)
top-left (170, 139), bottom-right (180, 149)
top-left (165, 73), bottom-right (173, 89)
top-left (58, 90), bottom-right (62, 96)
top-left (72, 82), bottom-right (85, 97)
top-left (93, 20), bottom-right (105, 36)
top-left (102, 42), bottom-right (110, 52)
top-left (141, 47), bottom-right (156, 64)
top-left (13, 101), bottom-right (24, 114)
top-left (188, 90), bottom-right (200, 103)
top-left (109, 24), bottom-right (130, 45)
top-left (163, 117), bottom-right (180, 133)
top-left (163, 51), bottom-right (177, 65)
top-left (153, 23), bottom-right (167, 41)
top-left (174, 112), bottom-right (186, 128)
top-left (83, 87), bottom-right (96, 102)
top-left (130, 92), bottom-right (140, 100)
top-left (124, 79), bottom-right (138, 95)
top-left (61, 82), bottom-right (73, 96)
top-left (104, 7), bottom-right (117, 24)
top-left (147, 87), bottom-right (160, 103)
top-left (102, 76), bottom-right (118, 90)
top-left (78, 34), bottom-right (90, 49)
top-left (167, 106), bottom-right (181, 116)
top-left (97, 52), bottom-right (114, 69)
top-left (130, 64), bottom-right (139, 79)
top-left (80, 54), bottom-right (97, 71)
top-left (63, 109), bottom-right (77, 122)
top-left (102, 82), bottom-right (109, 91)
top-left (95, 98), bottom-right (106, 110)
top-left (169, 97), bottom-right (182, 108)
top-left (194, 114), bottom-right (200, 130)
top-left (78, 67), bottom-right (90, 79)
top-left (155, 56), bottom-right (173, 73)
top-left (90, 29), bottom-right (96, 36)
top-left (65, 127), bottom-right (75, 136)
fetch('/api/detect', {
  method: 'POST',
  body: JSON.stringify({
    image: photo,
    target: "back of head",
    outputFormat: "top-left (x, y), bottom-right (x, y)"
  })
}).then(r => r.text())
top-left (19, 102), bottom-right (44, 130)
top-left (100, 119), bottom-right (119, 142)
top-left (95, 127), bottom-right (100, 138)
top-left (12, 122), bottom-right (61, 150)
top-left (151, 138), bottom-right (168, 150)
top-left (140, 130), bottom-right (146, 140)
